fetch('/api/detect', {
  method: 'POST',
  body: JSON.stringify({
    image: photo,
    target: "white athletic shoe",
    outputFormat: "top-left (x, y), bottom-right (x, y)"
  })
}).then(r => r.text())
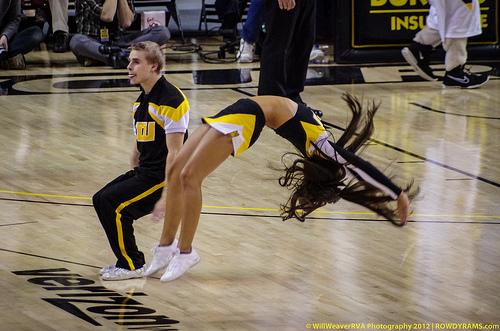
top-left (99, 264), bottom-right (115, 276)
top-left (101, 266), bottom-right (145, 281)
top-left (237, 39), bottom-right (255, 63)
top-left (309, 47), bottom-right (325, 63)
top-left (144, 240), bottom-right (178, 276)
top-left (160, 248), bottom-right (200, 282)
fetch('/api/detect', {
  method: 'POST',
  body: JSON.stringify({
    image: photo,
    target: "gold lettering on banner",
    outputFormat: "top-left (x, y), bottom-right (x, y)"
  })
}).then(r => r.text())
top-left (390, 15), bottom-right (426, 30)
top-left (371, 0), bottom-right (428, 7)
top-left (481, 13), bottom-right (488, 28)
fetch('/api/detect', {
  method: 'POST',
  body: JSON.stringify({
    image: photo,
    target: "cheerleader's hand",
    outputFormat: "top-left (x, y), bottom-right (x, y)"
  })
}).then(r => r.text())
top-left (397, 191), bottom-right (410, 225)
top-left (151, 196), bottom-right (166, 222)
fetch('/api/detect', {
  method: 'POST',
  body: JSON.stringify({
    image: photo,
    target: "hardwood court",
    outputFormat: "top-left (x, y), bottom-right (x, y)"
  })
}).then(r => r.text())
top-left (1, 46), bottom-right (499, 330)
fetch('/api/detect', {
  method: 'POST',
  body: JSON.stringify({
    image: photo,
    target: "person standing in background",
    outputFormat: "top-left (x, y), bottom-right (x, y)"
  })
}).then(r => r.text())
top-left (258, 0), bottom-right (316, 104)
top-left (48, 0), bottom-right (70, 52)
top-left (401, 0), bottom-right (489, 89)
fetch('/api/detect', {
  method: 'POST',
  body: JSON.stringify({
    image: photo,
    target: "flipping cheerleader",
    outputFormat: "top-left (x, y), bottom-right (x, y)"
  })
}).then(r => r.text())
top-left (144, 93), bottom-right (416, 282)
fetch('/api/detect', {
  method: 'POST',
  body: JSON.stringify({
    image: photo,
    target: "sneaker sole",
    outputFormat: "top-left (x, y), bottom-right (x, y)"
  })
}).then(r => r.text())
top-left (101, 271), bottom-right (145, 281)
top-left (160, 257), bottom-right (200, 282)
top-left (442, 75), bottom-right (490, 89)
top-left (401, 48), bottom-right (438, 82)
top-left (442, 77), bottom-right (490, 89)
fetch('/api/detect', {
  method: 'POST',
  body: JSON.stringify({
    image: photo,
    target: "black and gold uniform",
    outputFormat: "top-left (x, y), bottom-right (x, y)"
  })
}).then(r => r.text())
top-left (202, 99), bottom-right (401, 199)
top-left (202, 98), bottom-right (265, 156)
top-left (93, 76), bottom-right (189, 271)
top-left (274, 104), bottom-right (402, 199)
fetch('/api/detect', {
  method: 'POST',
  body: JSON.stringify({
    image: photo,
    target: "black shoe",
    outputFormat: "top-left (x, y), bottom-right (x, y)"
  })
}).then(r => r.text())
top-left (443, 65), bottom-right (490, 89)
top-left (401, 42), bottom-right (437, 81)
top-left (53, 30), bottom-right (69, 53)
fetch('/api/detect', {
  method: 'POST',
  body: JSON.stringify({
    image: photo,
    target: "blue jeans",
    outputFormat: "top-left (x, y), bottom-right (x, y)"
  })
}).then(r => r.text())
top-left (241, 0), bottom-right (264, 44)
top-left (0, 26), bottom-right (43, 60)
top-left (70, 26), bottom-right (170, 64)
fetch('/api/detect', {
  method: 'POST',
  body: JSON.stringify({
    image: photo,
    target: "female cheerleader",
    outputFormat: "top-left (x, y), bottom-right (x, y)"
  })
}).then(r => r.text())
top-left (145, 93), bottom-right (416, 282)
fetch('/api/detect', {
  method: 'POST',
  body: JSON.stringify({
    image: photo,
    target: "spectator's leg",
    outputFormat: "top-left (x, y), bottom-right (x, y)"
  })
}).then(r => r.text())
top-left (414, 26), bottom-right (441, 47)
top-left (443, 38), bottom-right (468, 72)
top-left (1, 26), bottom-right (43, 69)
top-left (49, 0), bottom-right (70, 52)
top-left (8, 26), bottom-right (44, 57)
top-left (241, 0), bottom-right (264, 44)
top-left (125, 26), bottom-right (171, 46)
top-left (69, 34), bottom-right (109, 65)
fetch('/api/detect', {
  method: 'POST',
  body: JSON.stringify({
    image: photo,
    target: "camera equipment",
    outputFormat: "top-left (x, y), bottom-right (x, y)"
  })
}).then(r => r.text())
top-left (98, 45), bottom-right (123, 55)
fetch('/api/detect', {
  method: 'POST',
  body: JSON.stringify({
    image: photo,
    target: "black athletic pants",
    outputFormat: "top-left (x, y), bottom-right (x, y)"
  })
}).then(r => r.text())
top-left (258, 0), bottom-right (316, 102)
top-left (93, 169), bottom-right (164, 270)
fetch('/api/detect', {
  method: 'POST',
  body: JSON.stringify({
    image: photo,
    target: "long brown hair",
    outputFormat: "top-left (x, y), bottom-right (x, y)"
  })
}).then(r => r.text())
top-left (279, 93), bottom-right (417, 225)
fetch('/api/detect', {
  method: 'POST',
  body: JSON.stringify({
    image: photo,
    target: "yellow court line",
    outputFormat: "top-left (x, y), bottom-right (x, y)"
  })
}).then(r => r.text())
top-left (1, 189), bottom-right (499, 220)
top-left (0, 189), bottom-right (92, 200)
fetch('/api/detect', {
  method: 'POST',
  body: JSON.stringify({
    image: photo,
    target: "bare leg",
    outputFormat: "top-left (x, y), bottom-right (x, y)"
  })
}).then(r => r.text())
top-left (159, 125), bottom-right (212, 246)
top-left (177, 128), bottom-right (234, 252)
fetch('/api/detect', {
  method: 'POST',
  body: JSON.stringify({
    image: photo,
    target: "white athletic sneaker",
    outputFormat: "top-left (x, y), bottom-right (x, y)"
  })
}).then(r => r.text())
top-left (99, 264), bottom-right (115, 276)
top-left (144, 240), bottom-right (178, 276)
top-left (101, 266), bottom-right (145, 281)
top-left (237, 39), bottom-right (254, 63)
top-left (160, 248), bottom-right (200, 282)
top-left (309, 46), bottom-right (325, 63)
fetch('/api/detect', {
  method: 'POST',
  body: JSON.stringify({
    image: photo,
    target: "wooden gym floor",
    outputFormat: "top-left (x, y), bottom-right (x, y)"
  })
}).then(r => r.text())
top-left (1, 41), bottom-right (499, 330)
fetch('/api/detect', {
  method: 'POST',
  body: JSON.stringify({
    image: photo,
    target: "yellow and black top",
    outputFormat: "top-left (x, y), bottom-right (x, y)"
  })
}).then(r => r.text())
top-left (274, 103), bottom-right (328, 157)
top-left (275, 104), bottom-right (402, 199)
top-left (132, 76), bottom-right (189, 176)
top-left (202, 98), bottom-right (265, 156)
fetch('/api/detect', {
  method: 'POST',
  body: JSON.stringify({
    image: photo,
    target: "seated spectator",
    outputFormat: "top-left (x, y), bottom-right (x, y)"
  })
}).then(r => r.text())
top-left (69, 0), bottom-right (170, 68)
top-left (0, 0), bottom-right (44, 69)
top-left (48, 0), bottom-right (69, 52)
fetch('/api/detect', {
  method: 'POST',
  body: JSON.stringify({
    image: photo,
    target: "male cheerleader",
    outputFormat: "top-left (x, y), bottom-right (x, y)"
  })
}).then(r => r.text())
top-left (93, 41), bottom-right (189, 280)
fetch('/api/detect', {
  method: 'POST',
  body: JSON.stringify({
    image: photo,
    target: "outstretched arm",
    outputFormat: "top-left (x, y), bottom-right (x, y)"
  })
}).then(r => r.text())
top-left (322, 140), bottom-right (402, 199)
top-left (321, 139), bottom-right (410, 224)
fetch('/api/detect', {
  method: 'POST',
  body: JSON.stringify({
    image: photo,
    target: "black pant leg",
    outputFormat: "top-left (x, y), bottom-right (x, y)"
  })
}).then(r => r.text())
top-left (258, 0), bottom-right (315, 100)
top-left (93, 170), bottom-right (164, 270)
top-left (258, 0), bottom-right (300, 97)
top-left (286, 0), bottom-right (316, 102)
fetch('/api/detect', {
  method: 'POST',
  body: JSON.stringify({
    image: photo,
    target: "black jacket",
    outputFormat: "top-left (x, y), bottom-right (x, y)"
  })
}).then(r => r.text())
top-left (0, 0), bottom-right (22, 41)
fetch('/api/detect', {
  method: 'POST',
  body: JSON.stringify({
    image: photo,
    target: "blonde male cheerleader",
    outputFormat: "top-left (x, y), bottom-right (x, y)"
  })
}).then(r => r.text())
top-left (94, 41), bottom-right (189, 280)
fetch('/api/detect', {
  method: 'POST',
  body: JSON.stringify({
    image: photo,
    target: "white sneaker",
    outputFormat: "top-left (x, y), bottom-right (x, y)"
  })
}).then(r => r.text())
top-left (99, 264), bottom-right (115, 276)
top-left (237, 39), bottom-right (254, 63)
top-left (144, 240), bottom-right (178, 276)
top-left (101, 266), bottom-right (145, 281)
top-left (160, 248), bottom-right (200, 282)
top-left (309, 47), bottom-right (325, 63)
